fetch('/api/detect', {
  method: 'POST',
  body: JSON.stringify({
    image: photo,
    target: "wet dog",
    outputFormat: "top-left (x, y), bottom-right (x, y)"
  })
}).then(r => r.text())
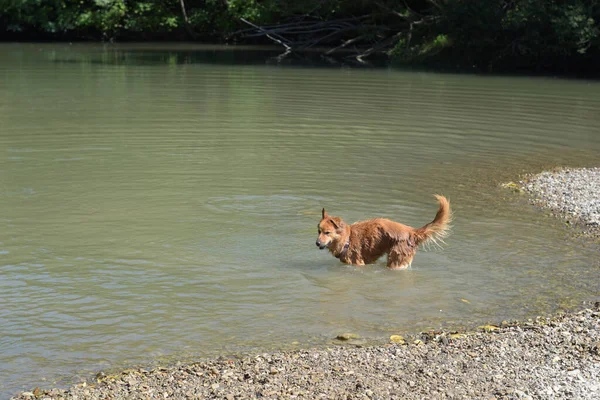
top-left (316, 195), bottom-right (451, 269)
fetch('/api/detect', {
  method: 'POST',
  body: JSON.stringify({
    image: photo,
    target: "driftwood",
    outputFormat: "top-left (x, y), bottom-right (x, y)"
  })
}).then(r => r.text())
top-left (355, 32), bottom-right (403, 63)
top-left (240, 18), bottom-right (292, 50)
top-left (325, 35), bottom-right (367, 55)
top-left (232, 2), bottom-right (443, 63)
top-left (236, 15), bottom-right (400, 61)
top-left (238, 16), bottom-right (373, 51)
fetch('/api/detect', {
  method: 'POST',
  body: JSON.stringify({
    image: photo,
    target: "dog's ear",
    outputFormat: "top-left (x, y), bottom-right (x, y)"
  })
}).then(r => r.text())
top-left (322, 208), bottom-right (328, 219)
top-left (330, 218), bottom-right (345, 231)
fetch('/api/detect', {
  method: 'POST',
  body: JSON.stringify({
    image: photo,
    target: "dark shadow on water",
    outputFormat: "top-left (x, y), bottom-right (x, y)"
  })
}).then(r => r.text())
top-left (42, 44), bottom-right (600, 80)
top-left (47, 45), bottom-right (388, 69)
top-left (3, 42), bottom-right (597, 78)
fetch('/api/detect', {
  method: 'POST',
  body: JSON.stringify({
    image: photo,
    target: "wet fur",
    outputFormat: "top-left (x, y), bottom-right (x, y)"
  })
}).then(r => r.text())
top-left (316, 195), bottom-right (451, 269)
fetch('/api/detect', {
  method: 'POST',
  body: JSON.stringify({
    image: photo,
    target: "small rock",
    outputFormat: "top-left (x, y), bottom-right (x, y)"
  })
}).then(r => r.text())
top-left (449, 333), bottom-right (466, 340)
top-left (478, 325), bottom-right (499, 332)
top-left (336, 333), bottom-right (360, 341)
top-left (390, 335), bottom-right (406, 345)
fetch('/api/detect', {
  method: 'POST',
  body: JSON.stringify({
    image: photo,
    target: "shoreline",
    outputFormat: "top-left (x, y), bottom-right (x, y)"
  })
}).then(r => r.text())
top-left (517, 167), bottom-right (600, 239)
top-left (11, 167), bottom-right (600, 399)
top-left (11, 306), bottom-right (600, 400)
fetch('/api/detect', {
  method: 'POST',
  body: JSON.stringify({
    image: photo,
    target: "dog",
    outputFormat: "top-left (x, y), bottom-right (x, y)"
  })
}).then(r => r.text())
top-left (316, 195), bottom-right (451, 269)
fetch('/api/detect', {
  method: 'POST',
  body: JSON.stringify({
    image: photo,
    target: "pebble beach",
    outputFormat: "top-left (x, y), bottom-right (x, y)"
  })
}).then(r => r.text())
top-left (10, 307), bottom-right (600, 400)
top-left (519, 167), bottom-right (600, 235)
top-left (10, 167), bottom-right (600, 400)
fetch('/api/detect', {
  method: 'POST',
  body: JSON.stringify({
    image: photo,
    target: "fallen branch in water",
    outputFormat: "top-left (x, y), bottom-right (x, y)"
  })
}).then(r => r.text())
top-left (229, 5), bottom-right (448, 63)
top-left (325, 35), bottom-right (367, 55)
top-left (240, 17), bottom-right (292, 50)
top-left (354, 32), bottom-right (404, 63)
top-left (235, 15), bottom-right (394, 59)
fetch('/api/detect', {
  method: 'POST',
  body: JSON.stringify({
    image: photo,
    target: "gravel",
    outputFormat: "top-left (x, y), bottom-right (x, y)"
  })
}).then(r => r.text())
top-left (10, 167), bottom-right (600, 400)
top-left (519, 167), bottom-right (600, 235)
top-left (10, 307), bottom-right (600, 400)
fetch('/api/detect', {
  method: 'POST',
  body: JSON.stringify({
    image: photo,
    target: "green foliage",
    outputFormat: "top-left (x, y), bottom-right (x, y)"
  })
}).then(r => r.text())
top-left (391, 0), bottom-right (600, 71)
top-left (122, 1), bottom-right (182, 34)
top-left (1, 0), bottom-right (186, 38)
top-left (0, 0), bottom-right (380, 39)
top-left (390, 33), bottom-right (452, 65)
top-left (501, 0), bottom-right (599, 56)
top-left (1, 0), bottom-right (599, 73)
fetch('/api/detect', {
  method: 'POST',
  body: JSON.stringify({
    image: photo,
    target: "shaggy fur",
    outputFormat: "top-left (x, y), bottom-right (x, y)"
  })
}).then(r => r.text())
top-left (316, 195), bottom-right (451, 269)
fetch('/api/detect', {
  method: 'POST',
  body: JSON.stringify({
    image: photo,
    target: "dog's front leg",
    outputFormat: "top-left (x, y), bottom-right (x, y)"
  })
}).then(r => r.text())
top-left (340, 253), bottom-right (364, 266)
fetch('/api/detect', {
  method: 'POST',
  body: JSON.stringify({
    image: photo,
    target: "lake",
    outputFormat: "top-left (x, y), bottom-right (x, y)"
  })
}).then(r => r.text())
top-left (1, 43), bottom-right (599, 397)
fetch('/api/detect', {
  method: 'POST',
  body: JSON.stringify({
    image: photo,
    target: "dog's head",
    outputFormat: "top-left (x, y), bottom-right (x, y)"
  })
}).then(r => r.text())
top-left (316, 208), bottom-right (346, 250)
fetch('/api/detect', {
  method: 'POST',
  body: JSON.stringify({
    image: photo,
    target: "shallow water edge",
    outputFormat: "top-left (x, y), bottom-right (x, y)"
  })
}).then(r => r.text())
top-left (11, 304), bottom-right (600, 400)
top-left (9, 165), bottom-right (600, 399)
top-left (514, 167), bottom-right (600, 240)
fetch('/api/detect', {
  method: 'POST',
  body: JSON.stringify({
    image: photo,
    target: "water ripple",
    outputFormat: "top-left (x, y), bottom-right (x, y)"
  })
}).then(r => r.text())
top-left (1, 44), bottom-right (600, 397)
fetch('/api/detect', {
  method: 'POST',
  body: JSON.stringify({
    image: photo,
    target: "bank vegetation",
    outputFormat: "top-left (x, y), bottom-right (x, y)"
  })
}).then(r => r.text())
top-left (2, 0), bottom-right (599, 73)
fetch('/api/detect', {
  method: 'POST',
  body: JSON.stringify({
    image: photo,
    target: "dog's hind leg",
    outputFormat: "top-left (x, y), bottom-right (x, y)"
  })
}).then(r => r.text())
top-left (386, 246), bottom-right (415, 270)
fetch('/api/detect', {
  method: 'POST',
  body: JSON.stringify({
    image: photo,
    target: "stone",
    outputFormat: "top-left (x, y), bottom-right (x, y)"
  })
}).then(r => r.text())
top-left (390, 335), bottom-right (406, 345)
top-left (336, 333), bottom-right (360, 341)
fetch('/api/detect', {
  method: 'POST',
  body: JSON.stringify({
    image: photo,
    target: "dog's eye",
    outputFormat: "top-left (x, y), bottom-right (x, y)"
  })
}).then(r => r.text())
top-left (324, 231), bottom-right (331, 235)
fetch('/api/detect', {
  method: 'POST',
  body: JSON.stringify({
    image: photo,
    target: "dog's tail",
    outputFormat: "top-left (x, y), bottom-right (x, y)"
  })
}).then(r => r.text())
top-left (413, 195), bottom-right (451, 248)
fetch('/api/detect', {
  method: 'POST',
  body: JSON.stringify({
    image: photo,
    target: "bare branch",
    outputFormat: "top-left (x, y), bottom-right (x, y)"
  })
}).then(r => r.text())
top-left (406, 22), bottom-right (413, 51)
top-left (179, 0), bottom-right (197, 40)
top-left (403, 0), bottom-right (423, 18)
top-left (427, 0), bottom-right (444, 10)
top-left (355, 31), bottom-right (403, 62)
top-left (240, 18), bottom-right (292, 50)
top-left (375, 1), bottom-right (409, 20)
top-left (325, 35), bottom-right (368, 55)
top-left (299, 27), bottom-right (356, 50)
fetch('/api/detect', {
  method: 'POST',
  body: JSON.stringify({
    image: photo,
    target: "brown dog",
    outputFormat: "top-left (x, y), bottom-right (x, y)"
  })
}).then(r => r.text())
top-left (316, 195), bottom-right (451, 269)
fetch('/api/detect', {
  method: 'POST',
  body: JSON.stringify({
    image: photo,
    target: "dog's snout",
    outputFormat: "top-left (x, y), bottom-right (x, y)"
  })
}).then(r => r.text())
top-left (316, 240), bottom-right (327, 250)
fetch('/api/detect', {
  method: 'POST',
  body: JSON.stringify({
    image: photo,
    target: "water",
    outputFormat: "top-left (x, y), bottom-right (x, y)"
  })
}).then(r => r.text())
top-left (1, 43), bottom-right (599, 396)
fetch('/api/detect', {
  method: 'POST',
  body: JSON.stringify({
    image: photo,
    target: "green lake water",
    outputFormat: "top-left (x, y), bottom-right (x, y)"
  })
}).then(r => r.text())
top-left (1, 43), bottom-right (599, 396)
